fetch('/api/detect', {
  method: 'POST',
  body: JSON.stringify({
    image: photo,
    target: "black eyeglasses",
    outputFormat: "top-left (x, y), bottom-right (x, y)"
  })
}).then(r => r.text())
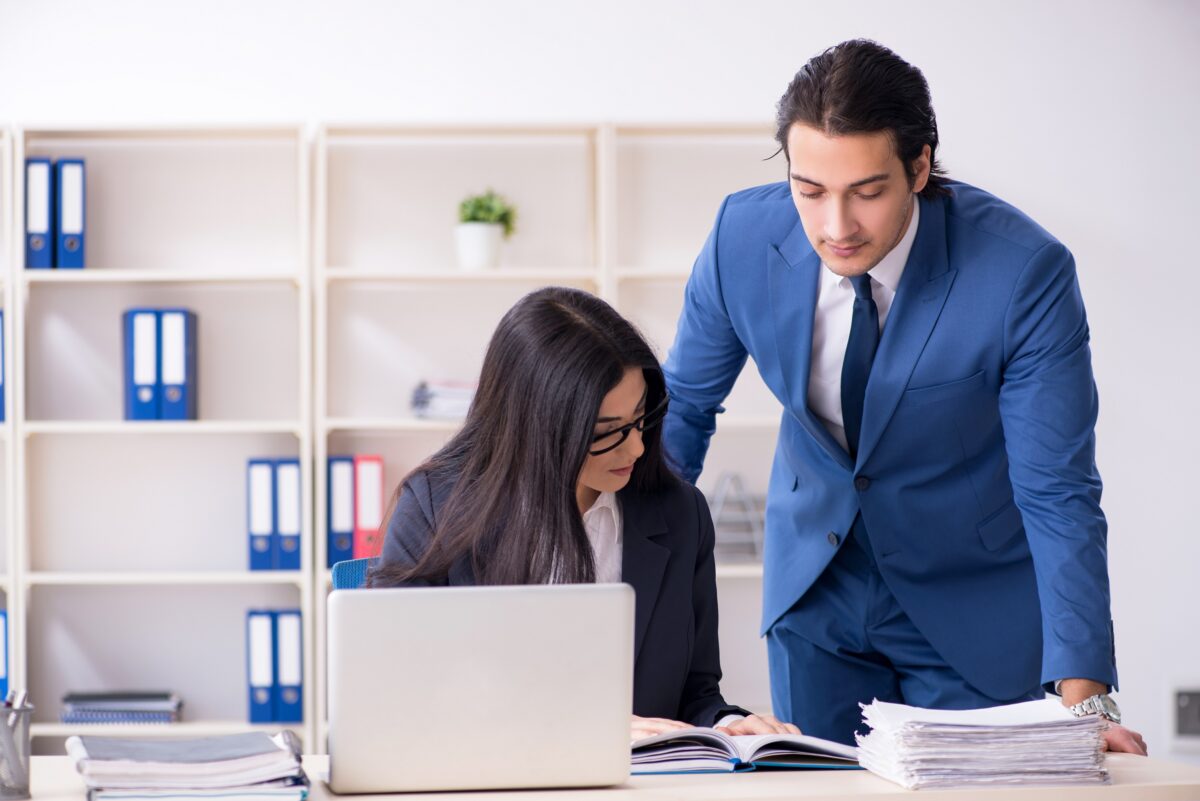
top-left (589, 396), bottom-right (670, 456)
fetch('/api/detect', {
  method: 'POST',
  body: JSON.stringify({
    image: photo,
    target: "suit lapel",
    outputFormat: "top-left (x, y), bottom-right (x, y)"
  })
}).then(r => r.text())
top-left (768, 222), bottom-right (854, 470)
top-left (618, 489), bottom-right (670, 664)
top-left (855, 196), bottom-right (956, 468)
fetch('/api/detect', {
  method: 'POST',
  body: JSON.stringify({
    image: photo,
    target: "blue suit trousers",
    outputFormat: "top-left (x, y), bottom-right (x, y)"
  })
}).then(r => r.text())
top-left (767, 515), bottom-right (1044, 745)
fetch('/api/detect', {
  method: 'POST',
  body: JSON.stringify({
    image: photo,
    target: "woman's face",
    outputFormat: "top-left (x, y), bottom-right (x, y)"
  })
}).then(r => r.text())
top-left (576, 367), bottom-right (648, 510)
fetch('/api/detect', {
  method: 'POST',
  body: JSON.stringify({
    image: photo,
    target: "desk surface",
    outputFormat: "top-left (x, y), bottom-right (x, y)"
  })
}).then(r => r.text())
top-left (30, 754), bottom-right (1200, 801)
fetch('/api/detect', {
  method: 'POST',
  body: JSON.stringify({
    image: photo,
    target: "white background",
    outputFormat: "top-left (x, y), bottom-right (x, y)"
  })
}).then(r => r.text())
top-left (2, 0), bottom-right (1197, 760)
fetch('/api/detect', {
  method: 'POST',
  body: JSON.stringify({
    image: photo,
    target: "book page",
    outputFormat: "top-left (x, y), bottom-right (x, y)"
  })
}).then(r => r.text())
top-left (730, 734), bottom-right (858, 762)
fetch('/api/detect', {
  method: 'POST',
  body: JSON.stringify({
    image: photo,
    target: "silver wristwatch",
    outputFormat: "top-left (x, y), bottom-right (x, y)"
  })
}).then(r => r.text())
top-left (1069, 693), bottom-right (1121, 724)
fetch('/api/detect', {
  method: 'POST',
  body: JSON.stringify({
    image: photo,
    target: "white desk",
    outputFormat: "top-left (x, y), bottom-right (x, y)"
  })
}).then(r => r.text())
top-left (30, 754), bottom-right (1200, 801)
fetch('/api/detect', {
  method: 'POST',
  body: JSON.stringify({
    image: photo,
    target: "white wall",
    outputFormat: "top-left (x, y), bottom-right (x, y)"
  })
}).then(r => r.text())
top-left (3, 0), bottom-right (1198, 760)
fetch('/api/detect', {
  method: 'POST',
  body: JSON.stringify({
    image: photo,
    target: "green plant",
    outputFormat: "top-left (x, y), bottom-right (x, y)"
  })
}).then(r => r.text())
top-left (458, 189), bottom-right (517, 238)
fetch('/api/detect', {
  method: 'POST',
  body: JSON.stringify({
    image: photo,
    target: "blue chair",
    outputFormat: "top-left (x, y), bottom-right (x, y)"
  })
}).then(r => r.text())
top-left (331, 557), bottom-right (380, 590)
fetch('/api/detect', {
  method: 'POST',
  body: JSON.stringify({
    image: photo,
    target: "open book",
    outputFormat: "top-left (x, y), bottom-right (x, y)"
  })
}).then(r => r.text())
top-left (631, 727), bottom-right (859, 774)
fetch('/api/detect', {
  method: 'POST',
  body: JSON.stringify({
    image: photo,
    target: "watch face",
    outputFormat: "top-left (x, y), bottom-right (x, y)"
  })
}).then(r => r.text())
top-left (1099, 694), bottom-right (1122, 724)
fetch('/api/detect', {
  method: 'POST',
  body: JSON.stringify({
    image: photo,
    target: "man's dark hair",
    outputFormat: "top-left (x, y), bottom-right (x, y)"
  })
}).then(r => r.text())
top-left (775, 39), bottom-right (951, 199)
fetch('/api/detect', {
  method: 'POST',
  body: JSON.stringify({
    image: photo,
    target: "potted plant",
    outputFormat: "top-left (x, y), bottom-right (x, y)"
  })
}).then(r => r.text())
top-left (455, 189), bottom-right (517, 271)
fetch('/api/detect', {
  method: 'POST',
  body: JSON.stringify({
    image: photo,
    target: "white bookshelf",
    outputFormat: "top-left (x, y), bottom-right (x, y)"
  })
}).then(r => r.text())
top-left (6, 122), bottom-right (787, 752)
top-left (607, 125), bottom-right (783, 712)
top-left (2, 126), bottom-right (14, 699)
top-left (312, 123), bottom-right (604, 747)
top-left (10, 125), bottom-right (315, 752)
top-left (310, 123), bottom-right (784, 736)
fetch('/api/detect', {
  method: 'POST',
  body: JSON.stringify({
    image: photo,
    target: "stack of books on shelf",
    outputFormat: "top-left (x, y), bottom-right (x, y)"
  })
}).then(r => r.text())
top-left (66, 731), bottom-right (308, 801)
top-left (61, 692), bottom-right (182, 725)
top-left (856, 698), bottom-right (1109, 790)
top-left (410, 380), bottom-right (475, 420)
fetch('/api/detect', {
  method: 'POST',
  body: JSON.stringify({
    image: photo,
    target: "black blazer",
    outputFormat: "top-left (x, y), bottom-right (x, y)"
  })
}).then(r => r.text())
top-left (378, 469), bottom-right (749, 727)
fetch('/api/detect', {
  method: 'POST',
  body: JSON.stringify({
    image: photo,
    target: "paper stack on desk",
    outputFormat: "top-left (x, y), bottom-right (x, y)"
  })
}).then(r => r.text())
top-left (65, 731), bottom-right (308, 801)
top-left (856, 698), bottom-right (1109, 790)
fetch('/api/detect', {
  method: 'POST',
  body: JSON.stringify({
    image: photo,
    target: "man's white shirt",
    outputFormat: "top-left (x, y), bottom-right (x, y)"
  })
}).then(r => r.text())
top-left (806, 201), bottom-right (920, 451)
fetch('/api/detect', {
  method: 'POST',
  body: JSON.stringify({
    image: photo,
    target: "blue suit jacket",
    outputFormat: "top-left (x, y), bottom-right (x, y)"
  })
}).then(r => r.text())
top-left (662, 181), bottom-right (1116, 700)
top-left (377, 469), bottom-right (749, 726)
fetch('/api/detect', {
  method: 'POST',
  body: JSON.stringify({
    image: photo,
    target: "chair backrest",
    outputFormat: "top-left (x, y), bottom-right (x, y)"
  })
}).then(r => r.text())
top-left (332, 557), bottom-right (380, 590)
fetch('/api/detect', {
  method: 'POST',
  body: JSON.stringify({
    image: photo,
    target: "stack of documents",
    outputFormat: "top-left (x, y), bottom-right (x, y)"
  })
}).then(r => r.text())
top-left (61, 692), bottom-right (182, 725)
top-left (410, 380), bottom-right (475, 420)
top-left (66, 731), bottom-right (308, 801)
top-left (856, 698), bottom-right (1109, 790)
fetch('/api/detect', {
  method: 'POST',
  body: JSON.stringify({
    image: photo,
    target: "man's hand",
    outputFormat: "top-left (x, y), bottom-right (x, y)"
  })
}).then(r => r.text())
top-left (630, 715), bottom-right (691, 743)
top-left (1058, 679), bottom-right (1147, 756)
top-left (715, 713), bottom-right (801, 736)
top-left (1103, 724), bottom-right (1148, 755)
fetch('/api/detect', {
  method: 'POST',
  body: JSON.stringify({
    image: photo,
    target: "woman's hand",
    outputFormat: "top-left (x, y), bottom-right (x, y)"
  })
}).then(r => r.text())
top-left (631, 714), bottom-right (692, 742)
top-left (716, 713), bottom-right (801, 736)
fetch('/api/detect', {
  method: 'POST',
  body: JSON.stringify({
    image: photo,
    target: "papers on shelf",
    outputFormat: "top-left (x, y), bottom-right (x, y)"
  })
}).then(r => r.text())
top-left (856, 698), bottom-right (1109, 790)
top-left (410, 380), bottom-right (474, 421)
top-left (61, 691), bottom-right (182, 725)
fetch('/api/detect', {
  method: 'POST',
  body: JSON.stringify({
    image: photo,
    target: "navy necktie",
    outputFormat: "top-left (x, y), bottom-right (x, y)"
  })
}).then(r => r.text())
top-left (841, 273), bottom-right (879, 460)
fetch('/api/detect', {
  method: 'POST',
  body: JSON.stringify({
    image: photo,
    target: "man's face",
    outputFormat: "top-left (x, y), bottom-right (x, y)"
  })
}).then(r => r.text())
top-left (786, 123), bottom-right (930, 277)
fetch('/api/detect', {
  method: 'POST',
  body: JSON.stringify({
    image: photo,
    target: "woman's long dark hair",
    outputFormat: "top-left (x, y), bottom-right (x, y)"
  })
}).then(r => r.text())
top-left (367, 286), bottom-right (678, 587)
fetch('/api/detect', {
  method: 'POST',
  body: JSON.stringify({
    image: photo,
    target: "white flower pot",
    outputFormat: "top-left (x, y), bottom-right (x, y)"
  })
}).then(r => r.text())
top-left (455, 222), bottom-right (504, 271)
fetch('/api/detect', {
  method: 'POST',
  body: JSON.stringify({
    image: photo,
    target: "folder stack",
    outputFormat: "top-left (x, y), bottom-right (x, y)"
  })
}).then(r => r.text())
top-left (245, 610), bottom-right (303, 725)
top-left (247, 459), bottom-right (302, 571)
top-left (326, 454), bottom-right (384, 566)
top-left (122, 308), bottom-right (198, 421)
top-left (65, 730), bottom-right (307, 801)
top-left (855, 698), bottom-right (1109, 790)
top-left (25, 157), bottom-right (86, 269)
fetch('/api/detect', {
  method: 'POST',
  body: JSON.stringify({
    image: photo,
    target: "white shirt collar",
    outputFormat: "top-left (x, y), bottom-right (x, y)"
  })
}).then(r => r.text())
top-left (824, 196), bottom-right (920, 294)
top-left (582, 491), bottom-right (621, 542)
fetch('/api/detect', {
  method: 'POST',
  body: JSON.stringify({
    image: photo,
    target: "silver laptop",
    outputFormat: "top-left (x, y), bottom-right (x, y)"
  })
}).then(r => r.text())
top-left (326, 583), bottom-right (635, 793)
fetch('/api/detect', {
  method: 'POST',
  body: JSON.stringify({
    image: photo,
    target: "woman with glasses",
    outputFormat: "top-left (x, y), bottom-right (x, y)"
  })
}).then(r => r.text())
top-left (368, 286), bottom-right (797, 741)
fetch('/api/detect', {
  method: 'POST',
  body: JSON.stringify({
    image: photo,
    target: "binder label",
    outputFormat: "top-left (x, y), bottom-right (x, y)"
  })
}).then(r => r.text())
top-left (248, 614), bottom-right (273, 687)
top-left (26, 161), bottom-right (50, 235)
top-left (331, 460), bottom-right (354, 532)
top-left (132, 313), bottom-right (157, 396)
top-left (277, 613), bottom-right (302, 686)
top-left (249, 463), bottom-right (273, 539)
top-left (60, 162), bottom-right (84, 235)
top-left (277, 462), bottom-right (301, 537)
top-left (161, 312), bottom-right (186, 385)
top-left (356, 460), bottom-right (383, 529)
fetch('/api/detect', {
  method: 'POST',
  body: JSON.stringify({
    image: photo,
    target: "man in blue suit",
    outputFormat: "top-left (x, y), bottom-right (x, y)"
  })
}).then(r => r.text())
top-left (662, 39), bottom-right (1146, 753)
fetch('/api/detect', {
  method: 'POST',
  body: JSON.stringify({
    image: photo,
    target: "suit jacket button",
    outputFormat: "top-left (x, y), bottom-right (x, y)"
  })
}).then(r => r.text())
top-left (854, 476), bottom-right (871, 491)
top-left (827, 532), bottom-right (840, 546)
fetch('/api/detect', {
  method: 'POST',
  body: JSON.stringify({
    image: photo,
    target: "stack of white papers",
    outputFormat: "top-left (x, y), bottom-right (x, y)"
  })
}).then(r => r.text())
top-left (856, 698), bottom-right (1109, 790)
top-left (65, 731), bottom-right (308, 801)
